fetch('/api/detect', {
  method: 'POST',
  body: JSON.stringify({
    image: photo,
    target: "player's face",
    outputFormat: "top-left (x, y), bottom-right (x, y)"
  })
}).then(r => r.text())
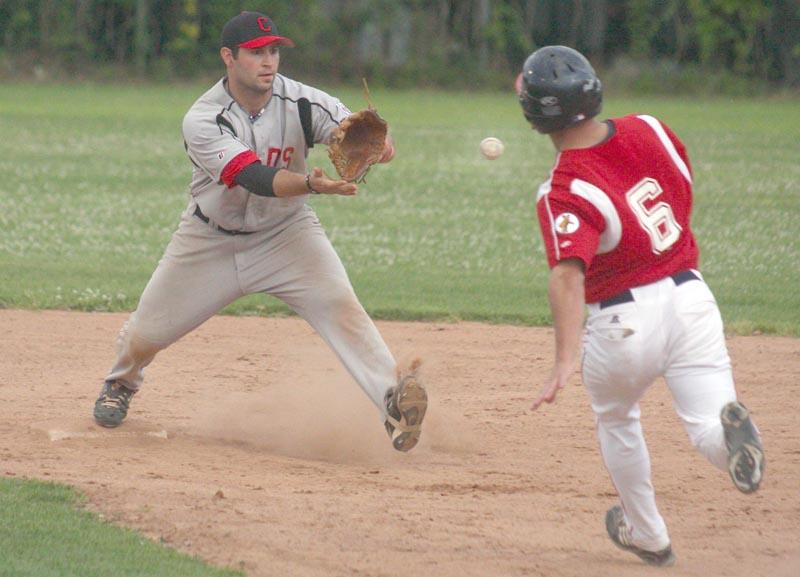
top-left (230, 45), bottom-right (281, 94)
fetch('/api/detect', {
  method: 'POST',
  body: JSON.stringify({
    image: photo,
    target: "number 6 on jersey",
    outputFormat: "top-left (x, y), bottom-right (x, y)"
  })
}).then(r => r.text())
top-left (626, 177), bottom-right (682, 254)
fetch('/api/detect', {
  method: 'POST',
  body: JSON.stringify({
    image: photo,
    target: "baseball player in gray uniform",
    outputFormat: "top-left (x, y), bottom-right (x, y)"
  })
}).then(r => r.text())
top-left (93, 11), bottom-right (427, 452)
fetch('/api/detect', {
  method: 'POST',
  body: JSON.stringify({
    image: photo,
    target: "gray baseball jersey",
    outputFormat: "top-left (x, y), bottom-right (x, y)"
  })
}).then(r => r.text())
top-left (183, 75), bottom-right (351, 232)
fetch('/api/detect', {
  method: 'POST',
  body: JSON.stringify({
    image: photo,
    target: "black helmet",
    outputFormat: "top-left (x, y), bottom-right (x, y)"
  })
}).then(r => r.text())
top-left (519, 46), bottom-right (602, 134)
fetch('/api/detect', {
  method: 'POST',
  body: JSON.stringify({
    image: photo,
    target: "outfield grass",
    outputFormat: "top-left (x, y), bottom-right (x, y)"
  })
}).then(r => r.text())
top-left (0, 477), bottom-right (242, 577)
top-left (0, 83), bottom-right (798, 335)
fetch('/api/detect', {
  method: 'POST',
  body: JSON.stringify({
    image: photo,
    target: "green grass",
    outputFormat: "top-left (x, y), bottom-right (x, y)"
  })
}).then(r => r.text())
top-left (0, 83), bottom-right (798, 335)
top-left (0, 477), bottom-right (242, 577)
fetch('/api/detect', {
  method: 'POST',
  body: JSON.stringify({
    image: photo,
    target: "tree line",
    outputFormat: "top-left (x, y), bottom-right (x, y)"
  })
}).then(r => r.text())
top-left (1, 0), bottom-right (798, 90)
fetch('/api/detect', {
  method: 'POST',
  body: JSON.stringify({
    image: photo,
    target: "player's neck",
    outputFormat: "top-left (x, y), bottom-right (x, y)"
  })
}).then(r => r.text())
top-left (550, 120), bottom-right (610, 152)
top-left (225, 78), bottom-right (272, 117)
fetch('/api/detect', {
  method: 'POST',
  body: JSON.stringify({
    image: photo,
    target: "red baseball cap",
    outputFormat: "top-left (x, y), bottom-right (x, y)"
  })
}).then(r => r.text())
top-left (221, 11), bottom-right (295, 49)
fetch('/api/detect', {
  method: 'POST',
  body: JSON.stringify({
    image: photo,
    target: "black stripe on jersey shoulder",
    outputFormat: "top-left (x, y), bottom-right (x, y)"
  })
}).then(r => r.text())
top-left (215, 104), bottom-right (238, 137)
top-left (296, 98), bottom-right (315, 149)
top-left (273, 93), bottom-right (340, 126)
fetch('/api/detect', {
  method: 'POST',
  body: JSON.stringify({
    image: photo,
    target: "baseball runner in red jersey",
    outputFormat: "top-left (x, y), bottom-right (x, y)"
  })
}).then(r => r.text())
top-left (519, 46), bottom-right (765, 566)
top-left (92, 11), bottom-right (426, 453)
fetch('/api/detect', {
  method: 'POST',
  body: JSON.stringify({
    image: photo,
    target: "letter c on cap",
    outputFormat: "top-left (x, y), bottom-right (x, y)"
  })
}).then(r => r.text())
top-left (257, 17), bottom-right (272, 33)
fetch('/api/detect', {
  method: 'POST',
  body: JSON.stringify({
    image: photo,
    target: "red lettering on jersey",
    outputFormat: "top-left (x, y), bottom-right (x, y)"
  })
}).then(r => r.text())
top-left (266, 147), bottom-right (295, 167)
top-left (257, 17), bottom-right (272, 33)
top-left (266, 148), bottom-right (282, 167)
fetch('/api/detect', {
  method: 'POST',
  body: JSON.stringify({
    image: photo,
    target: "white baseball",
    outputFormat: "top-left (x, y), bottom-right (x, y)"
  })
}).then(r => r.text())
top-left (480, 137), bottom-right (504, 160)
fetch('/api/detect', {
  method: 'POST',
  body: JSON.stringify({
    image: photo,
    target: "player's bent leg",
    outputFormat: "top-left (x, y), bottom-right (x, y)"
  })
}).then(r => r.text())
top-left (667, 370), bottom-right (736, 470)
top-left (666, 284), bottom-right (732, 466)
top-left (664, 291), bottom-right (763, 489)
top-left (94, 210), bottom-right (245, 427)
top-left (285, 278), bottom-right (429, 451)
top-left (287, 278), bottom-right (398, 407)
top-left (261, 218), bottom-right (427, 451)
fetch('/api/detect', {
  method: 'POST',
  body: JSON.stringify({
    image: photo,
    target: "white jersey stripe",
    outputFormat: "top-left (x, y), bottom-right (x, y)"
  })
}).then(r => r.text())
top-left (637, 115), bottom-right (692, 184)
top-left (543, 192), bottom-right (561, 262)
top-left (538, 153), bottom-right (563, 260)
top-left (537, 178), bottom-right (552, 202)
top-left (569, 179), bottom-right (622, 254)
top-left (537, 152), bottom-right (561, 201)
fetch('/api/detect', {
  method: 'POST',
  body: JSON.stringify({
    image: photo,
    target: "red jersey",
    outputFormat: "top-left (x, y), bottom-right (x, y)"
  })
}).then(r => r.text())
top-left (536, 115), bottom-right (699, 303)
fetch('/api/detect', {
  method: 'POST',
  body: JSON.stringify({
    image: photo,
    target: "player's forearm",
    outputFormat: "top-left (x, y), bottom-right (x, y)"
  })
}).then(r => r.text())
top-left (234, 165), bottom-right (341, 198)
top-left (271, 168), bottom-right (318, 197)
top-left (548, 260), bottom-right (586, 368)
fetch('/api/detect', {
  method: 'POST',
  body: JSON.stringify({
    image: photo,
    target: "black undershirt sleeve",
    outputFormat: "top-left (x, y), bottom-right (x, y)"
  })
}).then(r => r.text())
top-left (234, 163), bottom-right (281, 197)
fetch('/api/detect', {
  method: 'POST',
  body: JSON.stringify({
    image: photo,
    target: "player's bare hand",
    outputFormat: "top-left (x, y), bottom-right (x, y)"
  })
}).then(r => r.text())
top-left (378, 135), bottom-right (396, 164)
top-left (309, 167), bottom-right (357, 195)
top-left (531, 364), bottom-right (572, 410)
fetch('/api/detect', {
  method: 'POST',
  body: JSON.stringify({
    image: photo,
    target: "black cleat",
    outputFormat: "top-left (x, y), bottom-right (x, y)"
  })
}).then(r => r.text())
top-left (721, 401), bottom-right (765, 493)
top-left (605, 506), bottom-right (676, 567)
top-left (93, 381), bottom-right (135, 428)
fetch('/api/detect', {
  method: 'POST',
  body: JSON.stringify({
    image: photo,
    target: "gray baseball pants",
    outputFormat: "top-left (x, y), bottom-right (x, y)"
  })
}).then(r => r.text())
top-left (105, 203), bottom-right (397, 415)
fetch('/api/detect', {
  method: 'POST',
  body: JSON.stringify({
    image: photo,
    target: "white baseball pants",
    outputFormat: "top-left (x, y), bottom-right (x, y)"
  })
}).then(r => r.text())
top-left (105, 203), bottom-right (397, 414)
top-left (582, 272), bottom-right (738, 551)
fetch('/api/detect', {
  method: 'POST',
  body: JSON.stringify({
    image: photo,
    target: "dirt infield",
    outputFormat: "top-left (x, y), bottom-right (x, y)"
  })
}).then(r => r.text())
top-left (1, 309), bottom-right (798, 577)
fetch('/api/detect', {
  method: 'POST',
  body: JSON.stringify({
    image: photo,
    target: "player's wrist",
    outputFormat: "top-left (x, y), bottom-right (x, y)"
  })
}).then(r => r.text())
top-left (305, 172), bottom-right (320, 194)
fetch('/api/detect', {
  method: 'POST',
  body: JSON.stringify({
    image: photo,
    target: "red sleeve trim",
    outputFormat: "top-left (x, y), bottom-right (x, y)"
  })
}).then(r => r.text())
top-left (221, 151), bottom-right (260, 188)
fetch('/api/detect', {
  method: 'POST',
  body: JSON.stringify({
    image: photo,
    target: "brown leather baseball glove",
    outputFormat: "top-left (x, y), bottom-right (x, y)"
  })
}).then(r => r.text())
top-left (327, 107), bottom-right (388, 183)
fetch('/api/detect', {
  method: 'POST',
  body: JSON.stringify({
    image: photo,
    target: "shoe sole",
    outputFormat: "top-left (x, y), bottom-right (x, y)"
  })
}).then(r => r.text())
top-left (94, 414), bottom-right (124, 428)
top-left (95, 421), bottom-right (122, 429)
top-left (721, 402), bottom-right (764, 493)
top-left (605, 506), bottom-right (676, 567)
top-left (392, 377), bottom-right (428, 452)
top-left (93, 405), bottom-right (126, 428)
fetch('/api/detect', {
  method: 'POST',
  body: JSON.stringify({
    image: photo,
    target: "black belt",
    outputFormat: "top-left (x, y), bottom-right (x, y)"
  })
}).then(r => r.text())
top-left (599, 270), bottom-right (699, 309)
top-left (193, 205), bottom-right (254, 236)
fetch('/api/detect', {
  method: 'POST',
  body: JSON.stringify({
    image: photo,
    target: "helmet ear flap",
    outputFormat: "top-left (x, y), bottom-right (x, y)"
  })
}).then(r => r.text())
top-left (519, 91), bottom-right (552, 133)
top-left (518, 91), bottom-right (535, 122)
